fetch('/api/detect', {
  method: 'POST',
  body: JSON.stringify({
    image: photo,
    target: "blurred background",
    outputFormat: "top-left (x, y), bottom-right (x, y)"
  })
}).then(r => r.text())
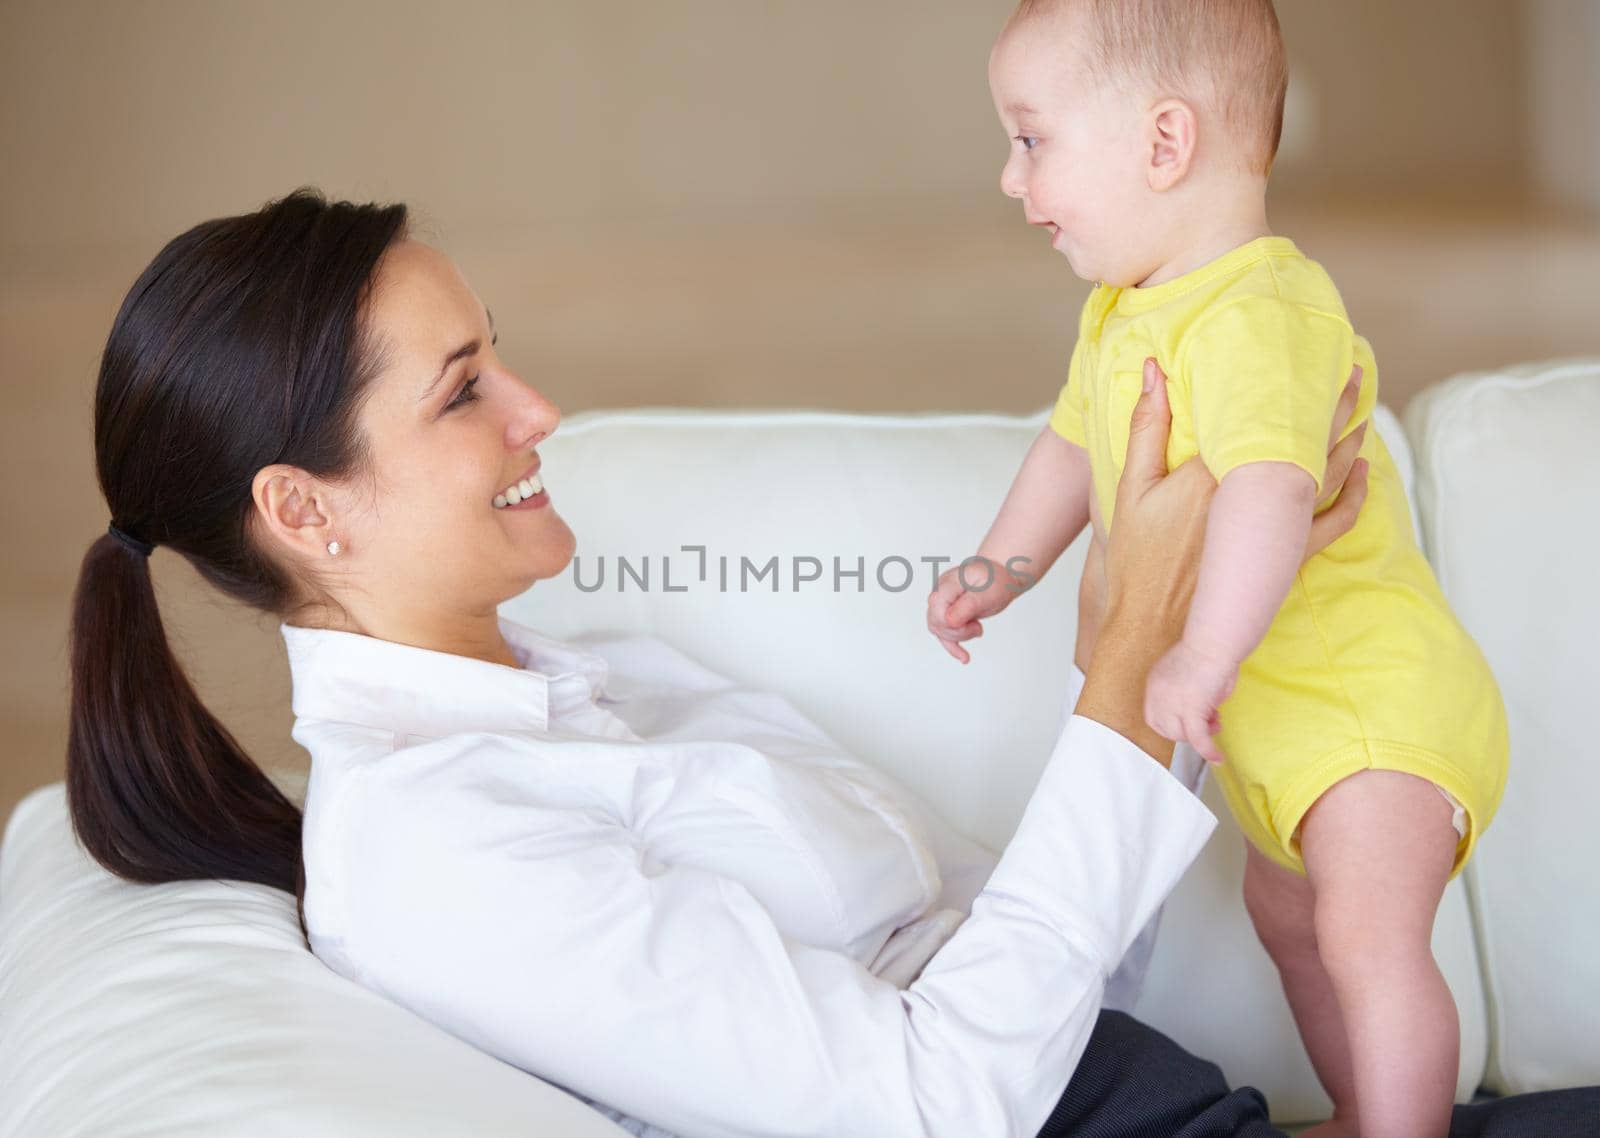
top-left (3, 0), bottom-right (1597, 822)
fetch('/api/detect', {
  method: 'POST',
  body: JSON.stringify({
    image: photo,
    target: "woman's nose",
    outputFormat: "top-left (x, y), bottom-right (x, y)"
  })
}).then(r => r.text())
top-left (509, 383), bottom-right (561, 450)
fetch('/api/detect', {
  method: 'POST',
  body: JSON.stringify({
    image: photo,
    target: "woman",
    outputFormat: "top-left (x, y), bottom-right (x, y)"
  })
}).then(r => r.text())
top-left (67, 191), bottom-right (1591, 1137)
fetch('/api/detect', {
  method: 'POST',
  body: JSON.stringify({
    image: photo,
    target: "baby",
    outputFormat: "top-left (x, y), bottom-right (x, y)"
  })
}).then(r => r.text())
top-left (927, 2), bottom-right (1510, 1135)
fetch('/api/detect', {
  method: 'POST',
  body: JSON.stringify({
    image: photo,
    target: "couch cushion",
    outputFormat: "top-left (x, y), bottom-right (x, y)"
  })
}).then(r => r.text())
top-left (1404, 359), bottom-right (1600, 1095)
top-left (0, 785), bottom-right (629, 1138)
top-left (508, 403), bottom-right (1486, 1122)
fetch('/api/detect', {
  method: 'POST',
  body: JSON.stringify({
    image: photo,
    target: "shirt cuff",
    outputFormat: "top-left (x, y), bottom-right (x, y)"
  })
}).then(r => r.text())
top-left (980, 714), bottom-right (1217, 971)
top-left (1065, 661), bottom-right (1086, 707)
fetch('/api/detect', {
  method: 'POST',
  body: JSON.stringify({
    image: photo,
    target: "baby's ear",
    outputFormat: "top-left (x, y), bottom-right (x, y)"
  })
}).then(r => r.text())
top-left (1147, 97), bottom-right (1198, 192)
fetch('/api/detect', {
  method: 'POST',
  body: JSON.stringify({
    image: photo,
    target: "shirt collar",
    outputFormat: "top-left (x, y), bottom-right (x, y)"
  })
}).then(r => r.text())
top-left (280, 615), bottom-right (611, 739)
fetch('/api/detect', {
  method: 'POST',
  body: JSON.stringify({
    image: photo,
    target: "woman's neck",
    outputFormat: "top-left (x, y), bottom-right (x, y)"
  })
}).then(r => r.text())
top-left (294, 603), bottom-right (522, 668)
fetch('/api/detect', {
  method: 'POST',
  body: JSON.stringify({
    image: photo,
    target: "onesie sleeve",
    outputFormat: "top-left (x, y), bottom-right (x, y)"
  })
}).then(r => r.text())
top-left (1047, 296), bottom-right (1099, 447)
top-left (1181, 296), bottom-right (1359, 494)
top-left (335, 719), bottom-right (1215, 1138)
top-left (1047, 342), bottom-right (1088, 447)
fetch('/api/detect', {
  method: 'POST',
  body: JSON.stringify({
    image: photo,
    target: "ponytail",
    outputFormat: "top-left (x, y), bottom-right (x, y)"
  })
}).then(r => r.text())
top-left (66, 189), bottom-right (408, 941)
top-left (67, 532), bottom-right (306, 928)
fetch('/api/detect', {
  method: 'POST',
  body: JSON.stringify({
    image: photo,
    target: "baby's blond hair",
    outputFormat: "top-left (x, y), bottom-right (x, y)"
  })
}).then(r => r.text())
top-left (1014, 0), bottom-right (1288, 176)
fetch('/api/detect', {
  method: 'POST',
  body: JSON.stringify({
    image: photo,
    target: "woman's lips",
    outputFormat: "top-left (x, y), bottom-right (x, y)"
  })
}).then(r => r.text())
top-left (493, 466), bottom-right (549, 511)
top-left (501, 487), bottom-right (549, 511)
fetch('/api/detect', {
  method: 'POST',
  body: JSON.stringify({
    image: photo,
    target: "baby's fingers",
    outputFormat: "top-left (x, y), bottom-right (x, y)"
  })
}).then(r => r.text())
top-left (946, 590), bottom-right (982, 629)
top-left (1144, 693), bottom-right (1182, 746)
top-left (927, 574), bottom-right (964, 620)
top-left (1183, 707), bottom-right (1225, 764)
top-left (939, 622), bottom-right (983, 663)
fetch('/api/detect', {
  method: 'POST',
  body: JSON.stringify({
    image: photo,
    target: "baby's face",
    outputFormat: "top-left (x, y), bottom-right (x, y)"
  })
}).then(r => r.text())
top-left (988, 15), bottom-right (1157, 287)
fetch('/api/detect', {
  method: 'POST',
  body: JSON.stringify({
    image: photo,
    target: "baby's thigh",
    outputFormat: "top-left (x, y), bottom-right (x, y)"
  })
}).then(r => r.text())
top-left (1300, 770), bottom-right (1457, 943)
top-left (1242, 842), bottom-right (1317, 959)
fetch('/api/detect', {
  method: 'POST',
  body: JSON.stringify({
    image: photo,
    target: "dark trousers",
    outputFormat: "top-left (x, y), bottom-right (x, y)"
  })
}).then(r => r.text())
top-left (1038, 1011), bottom-right (1600, 1137)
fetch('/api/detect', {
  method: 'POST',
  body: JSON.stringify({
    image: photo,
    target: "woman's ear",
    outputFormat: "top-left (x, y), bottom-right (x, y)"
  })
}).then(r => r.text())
top-left (1147, 97), bottom-right (1198, 192)
top-left (252, 464), bottom-right (337, 560)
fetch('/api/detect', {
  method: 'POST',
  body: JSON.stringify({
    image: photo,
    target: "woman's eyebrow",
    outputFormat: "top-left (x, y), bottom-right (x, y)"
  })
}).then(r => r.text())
top-left (418, 305), bottom-right (496, 402)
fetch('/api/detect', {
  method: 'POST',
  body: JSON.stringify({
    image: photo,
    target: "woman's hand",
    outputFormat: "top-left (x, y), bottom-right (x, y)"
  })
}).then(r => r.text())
top-left (1073, 362), bottom-right (1370, 676)
top-left (1308, 366), bottom-right (1370, 557)
top-left (1074, 359), bottom-right (1370, 765)
top-left (1073, 530), bottom-right (1107, 676)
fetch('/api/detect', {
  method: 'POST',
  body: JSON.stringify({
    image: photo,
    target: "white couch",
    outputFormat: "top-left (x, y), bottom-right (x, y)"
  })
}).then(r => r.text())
top-left (3, 360), bottom-right (1597, 1136)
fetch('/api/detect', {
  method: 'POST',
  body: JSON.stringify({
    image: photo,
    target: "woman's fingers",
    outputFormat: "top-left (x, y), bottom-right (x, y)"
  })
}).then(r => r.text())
top-left (1316, 421), bottom-right (1367, 512)
top-left (1326, 364), bottom-right (1364, 452)
top-left (1306, 458), bottom-right (1369, 560)
top-left (1118, 358), bottom-right (1175, 505)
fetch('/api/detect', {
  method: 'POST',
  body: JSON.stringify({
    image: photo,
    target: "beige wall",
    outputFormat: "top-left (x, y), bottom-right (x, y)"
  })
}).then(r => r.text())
top-left (1273, 0), bottom-right (1529, 200)
top-left (3, 0), bottom-right (1596, 825)
top-left (1527, 0), bottom-right (1600, 211)
top-left (0, 0), bottom-right (1540, 258)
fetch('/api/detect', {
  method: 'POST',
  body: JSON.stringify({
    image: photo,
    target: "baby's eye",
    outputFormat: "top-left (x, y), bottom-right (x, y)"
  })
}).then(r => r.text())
top-left (1015, 135), bottom-right (1039, 152)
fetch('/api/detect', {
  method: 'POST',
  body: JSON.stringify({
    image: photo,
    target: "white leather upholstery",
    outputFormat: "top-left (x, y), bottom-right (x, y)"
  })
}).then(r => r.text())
top-left (506, 402), bottom-right (1484, 1125)
top-left (1404, 359), bottom-right (1600, 1096)
top-left (0, 785), bottom-right (630, 1138)
top-left (12, 376), bottom-right (1586, 1133)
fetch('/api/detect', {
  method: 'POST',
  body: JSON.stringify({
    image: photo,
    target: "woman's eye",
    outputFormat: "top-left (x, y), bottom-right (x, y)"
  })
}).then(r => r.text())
top-left (1016, 135), bottom-right (1039, 151)
top-left (447, 376), bottom-right (480, 411)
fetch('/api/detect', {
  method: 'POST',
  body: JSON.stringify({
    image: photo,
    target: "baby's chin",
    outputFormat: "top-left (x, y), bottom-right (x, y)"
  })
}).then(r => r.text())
top-left (1051, 232), bottom-right (1105, 284)
top-left (1058, 245), bottom-right (1101, 285)
top-left (1075, 255), bottom-right (1154, 289)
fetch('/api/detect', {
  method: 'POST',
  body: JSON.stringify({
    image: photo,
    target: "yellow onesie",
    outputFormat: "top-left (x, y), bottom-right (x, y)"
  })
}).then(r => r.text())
top-left (1049, 236), bottom-right (1508, 877)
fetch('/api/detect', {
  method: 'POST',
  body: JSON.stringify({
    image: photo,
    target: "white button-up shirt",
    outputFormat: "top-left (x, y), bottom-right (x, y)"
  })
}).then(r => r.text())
top-left (284, 616), bottom-right (1215, 1138)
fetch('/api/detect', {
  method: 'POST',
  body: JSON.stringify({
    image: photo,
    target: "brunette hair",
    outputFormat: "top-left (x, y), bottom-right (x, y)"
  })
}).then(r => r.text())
top-left (66, 188), bottom-right (408, 938)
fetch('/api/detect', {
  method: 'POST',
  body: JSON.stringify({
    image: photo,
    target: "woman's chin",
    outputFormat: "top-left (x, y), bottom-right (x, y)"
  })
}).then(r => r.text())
top-left (516, 515), bottom-right (577, 585)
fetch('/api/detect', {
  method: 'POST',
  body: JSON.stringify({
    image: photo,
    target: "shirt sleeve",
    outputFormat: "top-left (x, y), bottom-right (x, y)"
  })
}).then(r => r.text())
top-left (1047, 296), bottom-right (1097, 446)
top-left (341, 718), bottom-right (1216, 1138)
top-left (1046, 346), bottom-right (1087, 446)
top-left (1182, 296), bottom-right (1359, 494)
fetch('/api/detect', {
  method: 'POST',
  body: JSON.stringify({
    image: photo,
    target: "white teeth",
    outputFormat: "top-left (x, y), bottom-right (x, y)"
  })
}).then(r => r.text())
top-left (493, 471), bottom-right (544, 508)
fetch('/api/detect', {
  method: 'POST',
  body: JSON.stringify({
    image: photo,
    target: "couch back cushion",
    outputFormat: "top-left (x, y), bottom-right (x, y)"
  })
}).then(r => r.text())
top-left (1405, 359), bottom-right (1600, 1095)
top-left (509, 403), bottom-right (1488, 1121)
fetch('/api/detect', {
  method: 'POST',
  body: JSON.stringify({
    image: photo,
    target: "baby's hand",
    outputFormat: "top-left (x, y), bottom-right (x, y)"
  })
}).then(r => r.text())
top-left (926, 558), bottom-right (1017, 664)
top-left (1143, 639), bottom-right (1238, 763)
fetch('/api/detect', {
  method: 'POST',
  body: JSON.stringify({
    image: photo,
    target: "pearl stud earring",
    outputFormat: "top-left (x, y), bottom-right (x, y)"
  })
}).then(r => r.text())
top-left (327, 540), bottom-right (342, 556)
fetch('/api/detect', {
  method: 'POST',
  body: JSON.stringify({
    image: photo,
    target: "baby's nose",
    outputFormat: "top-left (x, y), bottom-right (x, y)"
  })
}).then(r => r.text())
top-left (999, 157), bottom-right (1027, 199)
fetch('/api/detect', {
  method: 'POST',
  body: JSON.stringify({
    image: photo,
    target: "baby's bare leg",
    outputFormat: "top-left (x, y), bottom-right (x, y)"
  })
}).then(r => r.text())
top-left (1302, 770), bottom-right (1460, 1138)
top-left (1242, 844), bottom-right (1358, 1136)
